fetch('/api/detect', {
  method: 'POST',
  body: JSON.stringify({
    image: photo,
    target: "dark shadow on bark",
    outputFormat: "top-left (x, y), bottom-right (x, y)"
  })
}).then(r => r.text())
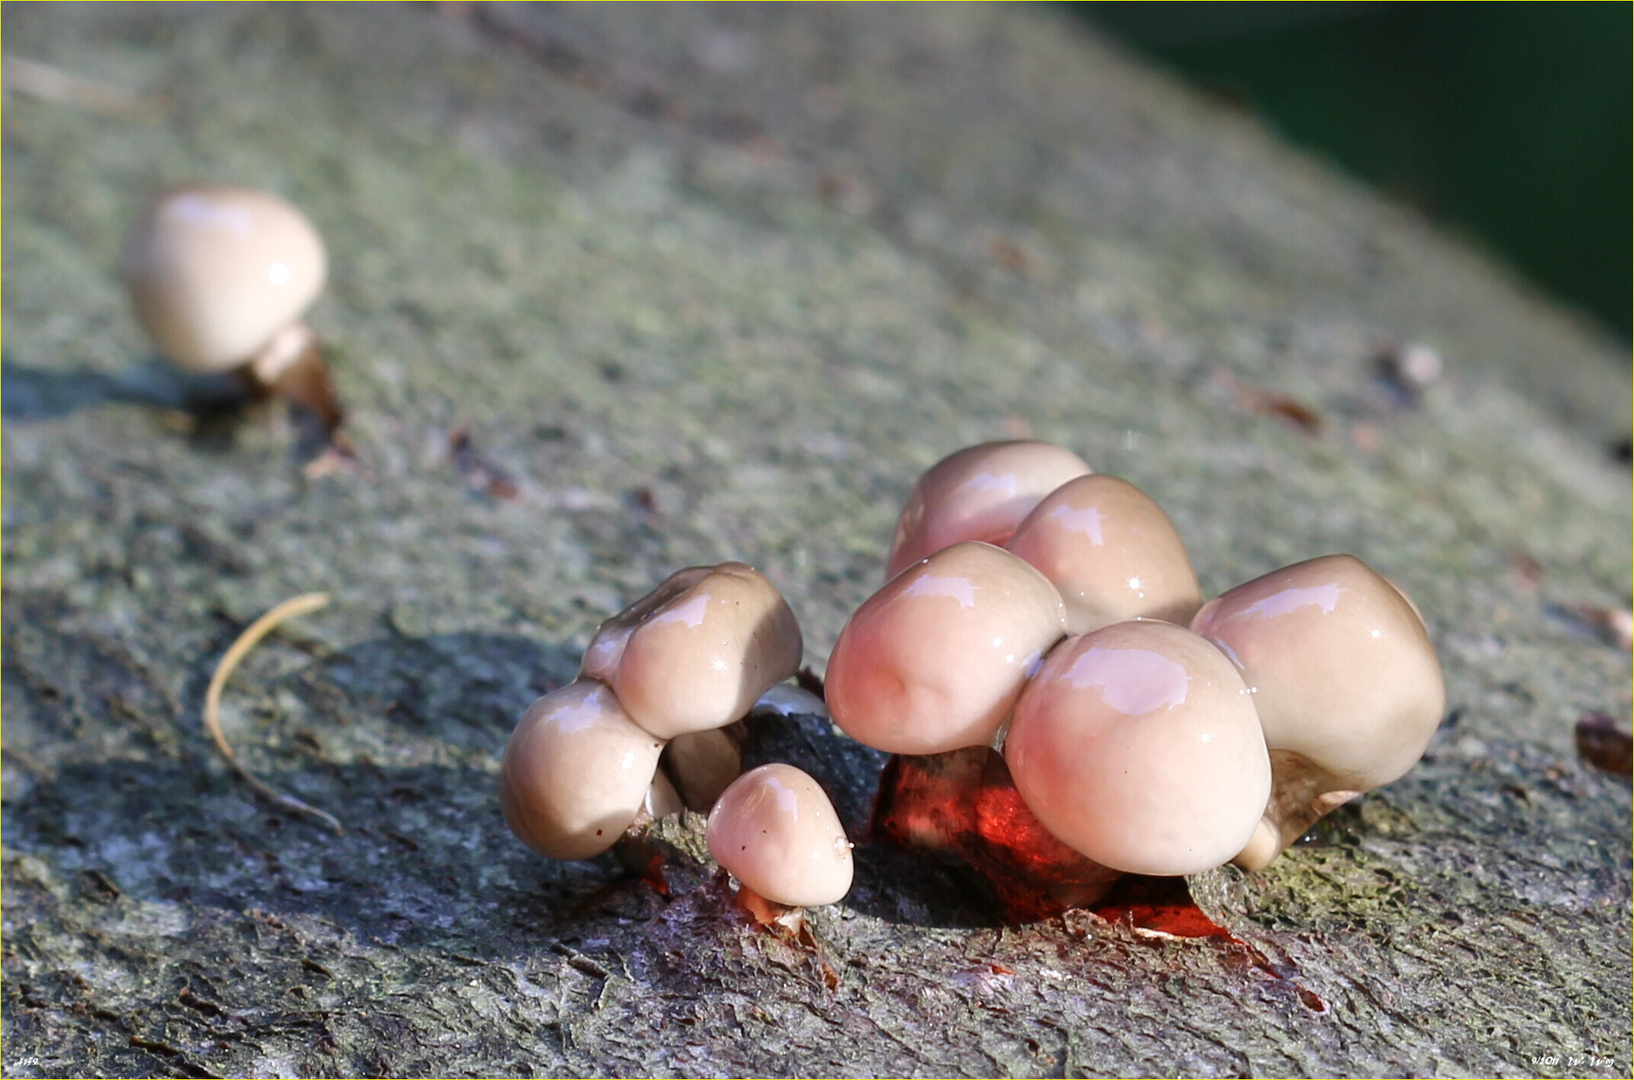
top-left (2, 355), bottom-right (251, 421)
top-left (2, 754), bottom-right (650, 954)
top-left (0, 355), bottom-right (345, 460)
top-left (5, 620), bottom-right (1012, 944)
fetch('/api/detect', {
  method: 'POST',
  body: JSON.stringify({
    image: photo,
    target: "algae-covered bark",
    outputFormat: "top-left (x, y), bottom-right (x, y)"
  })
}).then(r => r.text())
top-left (3, 4), bottom-right (1628, 1077)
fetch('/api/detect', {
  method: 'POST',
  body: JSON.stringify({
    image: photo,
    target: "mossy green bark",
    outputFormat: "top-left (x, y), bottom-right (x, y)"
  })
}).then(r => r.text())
top-left (3, 4), bottom-right (1628, 1077)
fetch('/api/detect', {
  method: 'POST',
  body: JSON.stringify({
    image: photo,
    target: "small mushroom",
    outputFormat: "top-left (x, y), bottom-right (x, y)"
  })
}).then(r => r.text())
top-left (886, 441), bottom-right (1093, 579)
top-left (1004, 474), bottom-right (1204, 634)
top-left (1188, 554), bottom-right (1445, 871)
top-left (499, 680), bottom-right (668, 860)
top-left (826, 541), bottom-right (1069, 755)
top-left (706, 763), bottom-right (854, 928)
top-left (1377, 341), bottom-right (1443, 405)
top-left (121, 185), bottom-right (343, 431)
top-left (1005, 620), bottom-right (1271, 876)
top-left (579, 562), bottom-right (803, 741)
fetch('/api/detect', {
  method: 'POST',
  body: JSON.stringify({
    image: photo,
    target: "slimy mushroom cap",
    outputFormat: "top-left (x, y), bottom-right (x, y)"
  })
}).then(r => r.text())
top-left (579, 566), bottom-right (711, 686)
top-left (886, 441), bottom-right (1092, 579)
top-left (706, 763), bottom-right (854, 908)
top-left (1005, 620), bottom-right (1271, 876)
top-left (1005, 474), bottom-right (1203, 634)
top-left (581, 563), bottom-right (803, 741)
top-left (499, 680), bottom-right (667, 860)
top-left (826, 541), bottom-right (1069, 755)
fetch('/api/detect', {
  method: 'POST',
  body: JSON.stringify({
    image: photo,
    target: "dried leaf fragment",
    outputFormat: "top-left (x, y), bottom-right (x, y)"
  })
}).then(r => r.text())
top-left (1575, 713), bottom-right (1632, 778)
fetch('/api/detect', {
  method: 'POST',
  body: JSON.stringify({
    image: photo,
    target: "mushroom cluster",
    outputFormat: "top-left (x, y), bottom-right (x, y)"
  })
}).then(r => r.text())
top-left (502, 441), bottom-right (1443, 927)
top-left (500, 562), bottom-right (854, 924)
top-left (832, 441), bottom-right (1444, 907)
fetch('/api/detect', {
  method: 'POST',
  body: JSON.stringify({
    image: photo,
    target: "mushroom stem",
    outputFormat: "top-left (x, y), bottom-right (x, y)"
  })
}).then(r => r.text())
top-left (1232, 750), bottom-right (1362, 872)
top-left (641, 766), bottom-right (686, 822)
top-left (610, 777), bottom-right (687, 894)
top-left (873, 747), bottom-right (1124, 920)
top-left (732, 883), bottom-right (806, 935)
top-left (203, 592), bottom-right (343, 836)
top-left (258, 321), bottom-right (346, 438)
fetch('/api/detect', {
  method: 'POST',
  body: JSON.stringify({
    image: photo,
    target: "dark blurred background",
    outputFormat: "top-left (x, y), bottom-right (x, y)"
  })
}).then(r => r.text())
top-left (1078, 2), bottom-right (1631, 341)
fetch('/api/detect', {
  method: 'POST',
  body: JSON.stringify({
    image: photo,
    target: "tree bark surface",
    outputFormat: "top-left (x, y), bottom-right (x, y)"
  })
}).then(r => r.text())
top-left (3, 4), bottom-right (1628, 1077)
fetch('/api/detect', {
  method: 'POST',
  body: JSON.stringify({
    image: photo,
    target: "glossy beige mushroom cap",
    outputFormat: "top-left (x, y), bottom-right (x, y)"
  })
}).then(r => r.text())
top-left (499, 680), bottom-right (667, 860)
top-left (1005, 621), bottom-right (1271, 876)
top-left (579, 563), bottom-right (803, 741)
top-left (122, 186), bottom-right (327, 373)
top-left (1004, 474), bottom-right (1204, 634)
top-left (886, 441), bottom-right (1093, 579)
top-left (579, 567), bottom-right (710, 685)
top-left (827, 542), bottom-right (1070, 755)
top-left (706, 763), bottom-right (854, 908)
top-left (1189, 554), bottom-right (1445, 869)
top-left (1190, 554), bottom-right (1443, 790)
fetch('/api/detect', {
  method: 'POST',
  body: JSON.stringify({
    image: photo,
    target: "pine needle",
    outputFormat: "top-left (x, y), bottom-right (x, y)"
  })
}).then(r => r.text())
top-left (203, 592), bottom-right (344, 836)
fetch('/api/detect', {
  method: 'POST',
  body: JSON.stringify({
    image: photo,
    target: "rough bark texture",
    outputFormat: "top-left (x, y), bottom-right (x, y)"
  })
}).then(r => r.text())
top-left (3, 4), bottom-right (1629, 1078)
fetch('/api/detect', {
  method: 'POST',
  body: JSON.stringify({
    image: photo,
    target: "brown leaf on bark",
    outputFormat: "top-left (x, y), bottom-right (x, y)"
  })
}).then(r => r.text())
top-left (1576, 712), bottom-right (1633, 778)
